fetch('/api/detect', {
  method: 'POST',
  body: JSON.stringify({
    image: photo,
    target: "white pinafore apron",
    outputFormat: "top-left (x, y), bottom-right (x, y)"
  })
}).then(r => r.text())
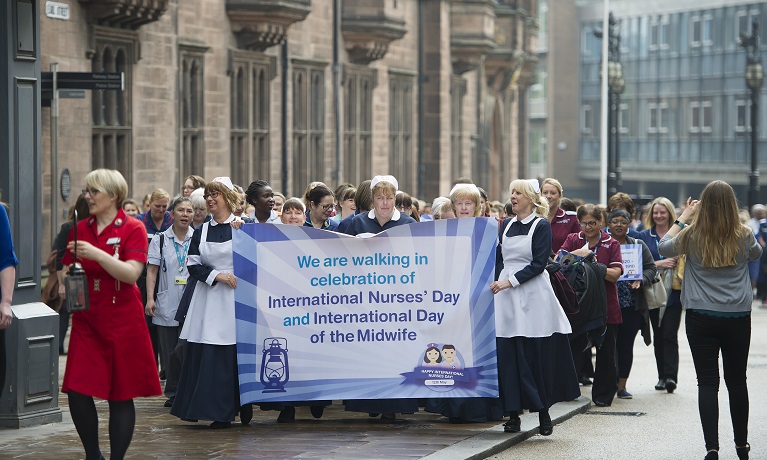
top-left (180, 222), bottom-right (236, 345)
top-left (494, 217), bottom-right (572, 338)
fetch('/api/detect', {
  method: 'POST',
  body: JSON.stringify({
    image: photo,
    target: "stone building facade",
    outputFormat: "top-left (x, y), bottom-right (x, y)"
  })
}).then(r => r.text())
top-left (39, 0), bottom-right (538, 249)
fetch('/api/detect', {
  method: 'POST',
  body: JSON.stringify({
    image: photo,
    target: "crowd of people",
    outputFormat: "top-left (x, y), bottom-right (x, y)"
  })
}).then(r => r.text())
top-left (25, 170), bottom-right (757, 460)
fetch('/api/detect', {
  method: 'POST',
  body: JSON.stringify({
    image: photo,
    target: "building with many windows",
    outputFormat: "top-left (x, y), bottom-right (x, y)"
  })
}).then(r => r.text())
top-left (39, 0), bottom-right (538, 250)
top-left (532, 0), bottom-right (767, 204)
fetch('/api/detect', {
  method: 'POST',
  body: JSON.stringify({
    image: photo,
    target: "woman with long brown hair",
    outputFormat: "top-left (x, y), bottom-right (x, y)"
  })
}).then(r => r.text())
top-left (659, 181), bottom-right (760, 460)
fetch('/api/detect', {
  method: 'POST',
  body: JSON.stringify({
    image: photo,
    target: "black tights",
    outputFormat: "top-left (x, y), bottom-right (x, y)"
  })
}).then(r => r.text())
top-left (68, 391), bottom-right (136, 460)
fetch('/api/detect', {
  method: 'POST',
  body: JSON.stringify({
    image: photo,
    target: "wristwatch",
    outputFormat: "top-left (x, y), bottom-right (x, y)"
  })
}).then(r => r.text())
top-left (673, 219), bottom-right (687, 229)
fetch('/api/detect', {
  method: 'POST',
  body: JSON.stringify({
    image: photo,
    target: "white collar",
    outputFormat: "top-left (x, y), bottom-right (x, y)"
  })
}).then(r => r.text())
top-left (164, 226), bottom-right (194, 242)
top-left (367, 209), bottom-right (402, 222)
top-left (511, 213), bottom-right (537, 224)
top-left (249, 209), bottom-right (281, 223)
top-left (209, 213), bottom-right (236, 226)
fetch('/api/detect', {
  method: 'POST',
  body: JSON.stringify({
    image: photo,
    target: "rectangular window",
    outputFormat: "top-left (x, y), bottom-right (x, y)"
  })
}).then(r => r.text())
top-left (737, 9), bottom-right (760, 41)
top-left (343, 65), bottom-right (376, 186)
top-left (650, 16), bottom-right (669, 50)
top-left (619, 102), bottom-right (630, 134)
top-left (292, 59), bottom-right (327, 195)
top-left (389, 71), bottom-right (415, 194)
top-left (180, 45), bottom-right (207, 180)
top-left (690, 100), bottom-right (713, 133)
top-left (691, 16), bottom-right (701, 47)
top-left (230, 51), bottom-right (274, 188)
top-left (581, 104), bottom-right (592, 134)
top-left (702, 14), bottom-right (713, 46)
top-left (648, 101), bottom-right (669, 134)
top-left (736, 99), bottom-right (750, 133)
top-left (91, 33), bottom-right (135, 185)
top-left (450, 75), bottom-right (466, 181)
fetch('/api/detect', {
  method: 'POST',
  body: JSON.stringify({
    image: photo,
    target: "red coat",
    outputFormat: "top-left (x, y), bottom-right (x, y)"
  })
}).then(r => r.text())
top-left (62, 208), bottom-right (161, 400)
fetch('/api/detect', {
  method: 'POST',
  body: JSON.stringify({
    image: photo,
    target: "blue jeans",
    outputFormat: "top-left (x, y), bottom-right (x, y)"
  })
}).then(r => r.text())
top-left (685, 310), bottom-right (750, 451)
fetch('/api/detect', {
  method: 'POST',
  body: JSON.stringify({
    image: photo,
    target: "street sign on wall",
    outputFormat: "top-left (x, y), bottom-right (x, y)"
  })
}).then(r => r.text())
top-left (45, 2), bottom-right (70, 21)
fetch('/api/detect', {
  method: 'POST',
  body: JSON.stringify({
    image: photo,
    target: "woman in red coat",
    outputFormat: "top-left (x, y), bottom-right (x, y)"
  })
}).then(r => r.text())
top-left (62, 169), bottom-right (161, 460)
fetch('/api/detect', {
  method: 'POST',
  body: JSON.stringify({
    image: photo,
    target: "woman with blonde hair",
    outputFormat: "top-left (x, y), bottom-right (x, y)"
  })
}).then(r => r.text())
top-left (491, 179), bottom-right (579, 434)
top-left (62, 169), bottom-right (161, 459)
top-left (449, 183), bottom-right (483, 218)
top-left (426, 183), bottom-right (503, 424)
top-left (431, 197), bottom-right (455, 220)
top-left (540, 178), bottom-right (580, 253)
top-left (171, 177), bottom-right (254, 428)
top-left (659, 181), bottom-right (760, 460)
top-left (638, 196), bottom-right (683, 394)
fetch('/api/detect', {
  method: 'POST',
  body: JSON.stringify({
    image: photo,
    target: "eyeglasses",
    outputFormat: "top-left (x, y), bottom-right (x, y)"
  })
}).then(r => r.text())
top-left (320, 203), bottom-right (335, 211)
top-left (203, 191), bottom-right (221, 199)
top-left (82, 188), bottom-right (101, 197)
top-left (580, 221), bottom-right (599, 228)
top-left (609, 219), bottom-right (630, 226)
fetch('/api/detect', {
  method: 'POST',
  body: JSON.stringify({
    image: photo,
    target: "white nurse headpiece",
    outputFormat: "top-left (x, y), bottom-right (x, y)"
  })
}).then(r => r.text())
top-left (211, 176), bottom-right (235, 191)
top-left (370, 175), bottom-right (399, 192)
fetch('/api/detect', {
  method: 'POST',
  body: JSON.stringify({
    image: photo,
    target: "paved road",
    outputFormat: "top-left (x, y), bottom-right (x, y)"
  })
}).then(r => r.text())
top-left (2, 305), bottom-right (764, 459)
top-left (489, 302), bottom-right (767, 460)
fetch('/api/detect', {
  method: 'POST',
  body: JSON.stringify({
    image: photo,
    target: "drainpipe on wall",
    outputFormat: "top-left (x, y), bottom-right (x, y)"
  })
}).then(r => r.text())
top-left (416, 0), bottom-right (425, 199)
top-left (333, 0), bottom-right (341, 185)
top-left (281, 41), bottom-right (289, 194)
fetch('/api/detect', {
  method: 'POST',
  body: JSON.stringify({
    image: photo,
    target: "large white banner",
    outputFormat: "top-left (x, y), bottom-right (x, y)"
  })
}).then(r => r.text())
top-left (233, 218), bottom-right (499, 403)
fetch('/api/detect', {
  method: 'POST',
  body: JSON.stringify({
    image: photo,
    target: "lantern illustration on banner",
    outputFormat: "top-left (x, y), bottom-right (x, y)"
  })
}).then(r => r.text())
top-left (260, 337), bottom-right (289, 392)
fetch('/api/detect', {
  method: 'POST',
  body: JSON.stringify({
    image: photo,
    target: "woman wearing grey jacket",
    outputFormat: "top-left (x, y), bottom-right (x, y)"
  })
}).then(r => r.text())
top-left (659, 181), bottom-right (760, 460)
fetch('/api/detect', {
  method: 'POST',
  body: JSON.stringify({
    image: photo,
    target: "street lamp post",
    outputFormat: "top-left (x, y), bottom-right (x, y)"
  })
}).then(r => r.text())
top-left (596, 13), bottom-right (624, 195)
top-left (741, 20), bottom-right (764, 209)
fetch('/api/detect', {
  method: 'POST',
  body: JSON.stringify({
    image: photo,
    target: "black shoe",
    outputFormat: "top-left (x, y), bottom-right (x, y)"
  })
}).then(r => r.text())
top-left (593, 400), bottom-right (610, 407)
top-left (655, 379), bottom-right (666, 391)
top-left (310, 405), bottom-right (324, 419)
top-left (504, 416), bottom-right (521, 433)
top-left (164, 397), bottom-right (175, 408)
top-left (736, 443), bottom-right (750, 459)
top-left (240, 404), bottom-right (252, 425)
top-left (704, 450), bottom-right (719, 460)
top-left (181, 418), bottom-right (198, 423)
top-left (380, 413), bottom-right (396, 423)
top-left (159, 370), bottom-right (166, 380)
top-left (538, 411), bottom-right (553, 436)
top-left (579, 375), bottom-right (593, 386)
top-left (277, 406), bottom-right (296, 423)
top-left (665, 378), bottom-right (677, 394)
top-left (209, 421), bottom-right (231, 429)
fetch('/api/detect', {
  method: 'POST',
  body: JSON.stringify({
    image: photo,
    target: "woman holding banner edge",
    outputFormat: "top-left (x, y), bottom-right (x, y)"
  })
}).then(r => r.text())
top-left (425, 183), bottom-right (504, 423)
top-left (170, 177), bottom-right (254, 428)
top-left (344, 174), bottom-right (417, 422)
top-left (490, 179), bottom-right (580, 436)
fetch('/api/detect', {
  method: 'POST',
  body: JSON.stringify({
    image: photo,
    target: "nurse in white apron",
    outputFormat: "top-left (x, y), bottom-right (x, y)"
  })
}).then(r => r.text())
top-left (490, 179), bottom-right (580, 436)
top-left (170, 177), bottom-right (254, 428)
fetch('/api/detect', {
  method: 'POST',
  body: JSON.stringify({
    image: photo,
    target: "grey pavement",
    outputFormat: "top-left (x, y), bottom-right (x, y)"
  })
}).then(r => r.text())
top-left (489, 302), bottom-right (767, 460)
top-left (5, 304), bottom-right (765, 459)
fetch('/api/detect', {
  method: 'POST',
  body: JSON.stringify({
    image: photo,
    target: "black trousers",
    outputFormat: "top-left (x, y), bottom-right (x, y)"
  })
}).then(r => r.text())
top-left (572, 325), bottom-right (618, 405)
top-left (616, 307), bottom-right (643, 379)
top-left (686, 310), bottom-right (751, 451)
top-left (649, 290), bottom-right (682, 382)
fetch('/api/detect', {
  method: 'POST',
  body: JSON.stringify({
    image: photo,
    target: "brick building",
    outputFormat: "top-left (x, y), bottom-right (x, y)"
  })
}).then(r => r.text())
top-left (39, 0), bottom-right (538, 249)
